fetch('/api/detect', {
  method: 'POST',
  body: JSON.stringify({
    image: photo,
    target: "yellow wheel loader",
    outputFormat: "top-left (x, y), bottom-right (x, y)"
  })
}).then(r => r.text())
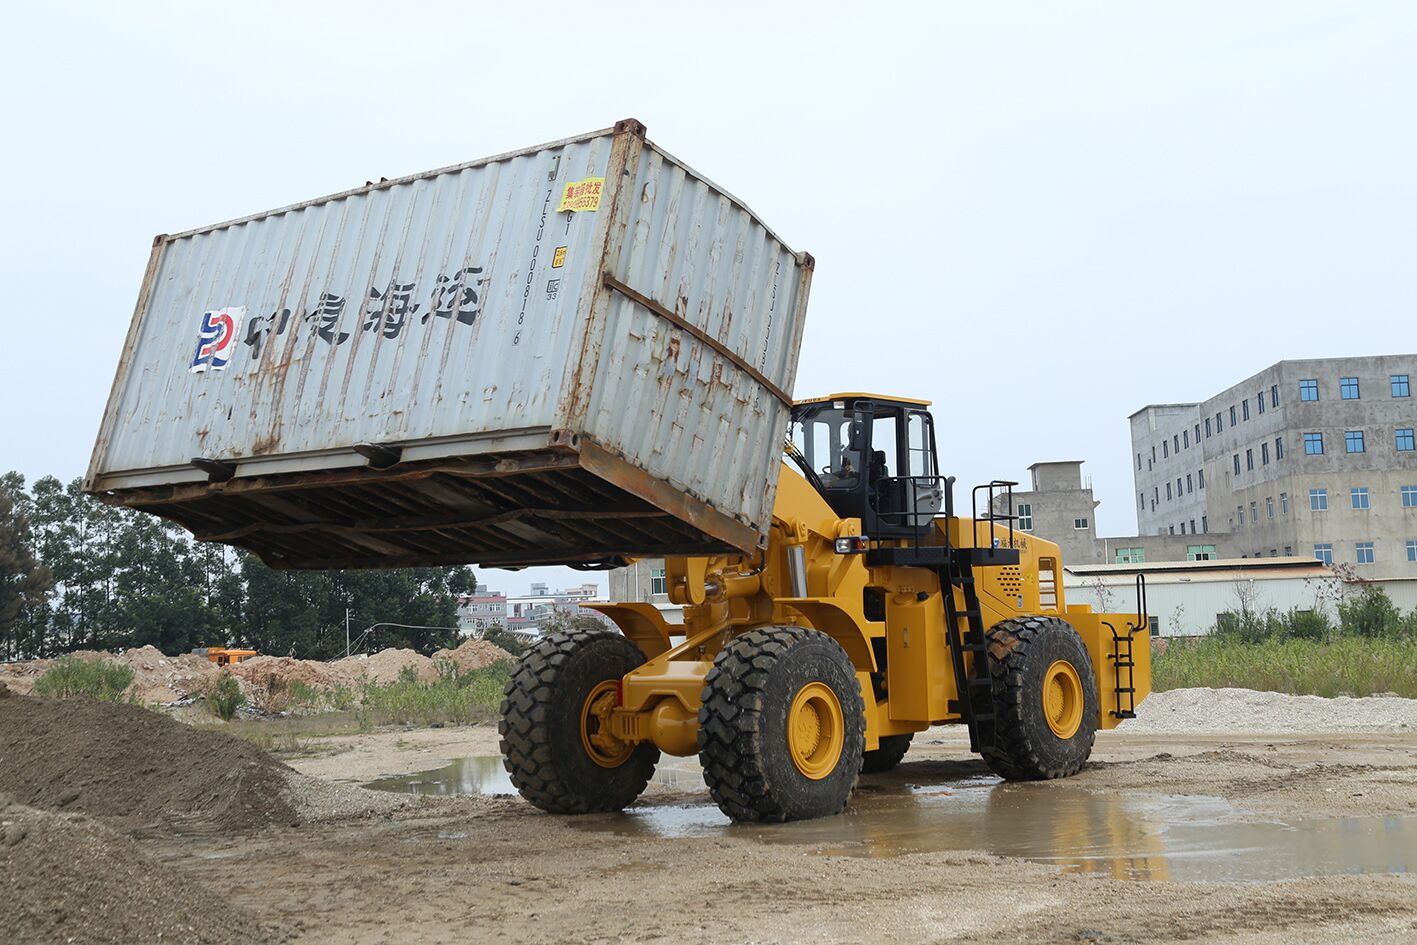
top-left (500, 393), bottom-right (1151, 823)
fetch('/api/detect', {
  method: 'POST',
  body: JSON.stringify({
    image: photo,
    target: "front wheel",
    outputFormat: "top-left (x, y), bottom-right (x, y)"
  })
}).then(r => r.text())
top-left (499, 629), bottom-right (659, 813)
top-left (983, 616), bottom-right (1099, 780)
top-left (698, 627), bottom-right (866, 822)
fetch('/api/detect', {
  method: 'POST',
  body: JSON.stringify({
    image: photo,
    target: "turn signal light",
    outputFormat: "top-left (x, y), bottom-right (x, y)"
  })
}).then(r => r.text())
top-left (833, 536), bottom-right (869, 554)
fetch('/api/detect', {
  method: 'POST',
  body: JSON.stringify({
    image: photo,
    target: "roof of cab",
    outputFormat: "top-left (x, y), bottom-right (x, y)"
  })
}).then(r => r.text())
top-left (792, 392), bottom-right (932, 407)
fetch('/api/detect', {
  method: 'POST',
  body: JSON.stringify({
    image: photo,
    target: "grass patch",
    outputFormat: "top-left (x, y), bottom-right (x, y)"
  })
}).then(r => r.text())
top-left (358, 660), bottom-right (514, 727)
top-left (1154, 635), bottom-right (1417, 698)
top-left (32, 657), bottom-right (135, 701)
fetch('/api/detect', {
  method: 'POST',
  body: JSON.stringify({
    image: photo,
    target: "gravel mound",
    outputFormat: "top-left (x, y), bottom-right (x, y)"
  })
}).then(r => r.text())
top-left (0, 694), bottom-right (298, 830)
top-left (230, 654), bottom-right (351, 691)
top-left (432, 637), bottom-right (513, 671)
top-left (1127, 687), bottom-right (1417, 734)
top-left (335, 647), bottom-right (439, 684)
top-left (0, 796), bottom-right (277, 945)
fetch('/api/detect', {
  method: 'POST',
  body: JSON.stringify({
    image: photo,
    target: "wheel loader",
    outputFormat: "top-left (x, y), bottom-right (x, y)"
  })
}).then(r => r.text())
top-left (500, 393), bottom-right (1152, 823)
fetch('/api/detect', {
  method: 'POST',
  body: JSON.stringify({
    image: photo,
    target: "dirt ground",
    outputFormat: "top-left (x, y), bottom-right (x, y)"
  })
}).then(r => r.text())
top-left (123, 719), bottom-right (1417, 945)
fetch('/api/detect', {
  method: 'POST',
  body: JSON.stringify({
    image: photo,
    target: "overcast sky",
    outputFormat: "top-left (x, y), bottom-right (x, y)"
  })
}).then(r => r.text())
top-left (3, 1), bottom-right (1413, 596)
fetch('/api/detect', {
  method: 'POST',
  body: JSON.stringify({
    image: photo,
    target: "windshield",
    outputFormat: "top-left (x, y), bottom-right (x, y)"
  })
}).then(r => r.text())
top-left (790, 405), bottom-right (863, 490)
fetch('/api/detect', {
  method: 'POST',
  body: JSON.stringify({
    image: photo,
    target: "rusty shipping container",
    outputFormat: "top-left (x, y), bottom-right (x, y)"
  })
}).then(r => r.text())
top-left (85, 119), bottom-right (813, 569)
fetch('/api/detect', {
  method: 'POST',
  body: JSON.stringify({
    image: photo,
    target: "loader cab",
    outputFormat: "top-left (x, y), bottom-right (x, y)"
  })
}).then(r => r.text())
top-left (789, 393), bottom-right (944, 539)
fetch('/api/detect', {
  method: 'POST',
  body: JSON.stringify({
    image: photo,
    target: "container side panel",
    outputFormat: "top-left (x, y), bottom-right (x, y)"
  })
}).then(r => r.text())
top-left (583, 143), bottom-right (811, 537)
top-left (94, 136), bottom-right (614, 482)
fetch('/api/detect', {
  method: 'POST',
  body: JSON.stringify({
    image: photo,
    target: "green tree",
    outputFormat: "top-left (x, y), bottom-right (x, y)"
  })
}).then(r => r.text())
top-left (0, 483), bottom-right (54, 660)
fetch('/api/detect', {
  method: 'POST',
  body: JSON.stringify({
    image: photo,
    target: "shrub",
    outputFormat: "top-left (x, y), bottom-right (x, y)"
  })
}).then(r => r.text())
top-left (360, 660), bottom-right (515, 726)
top-left (1154, 635), bottom-right (1417, 698)
top-left (1338, 585), bottom-right (1402, 638)
top-left (204, 671), bottom-right (246, 720)
top-left (33, 657), bottom-right (134, 701)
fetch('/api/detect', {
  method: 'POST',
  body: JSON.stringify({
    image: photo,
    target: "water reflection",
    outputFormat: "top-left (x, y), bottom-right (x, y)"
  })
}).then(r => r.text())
top-left (365, 755), bottom-right (1414, 883)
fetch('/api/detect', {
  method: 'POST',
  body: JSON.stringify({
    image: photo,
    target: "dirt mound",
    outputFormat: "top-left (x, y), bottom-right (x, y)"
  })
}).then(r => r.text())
top-left (230, 654), bottom-right (351, 690)
top-left (0, 796), bottom-right (276, 945)
top-left (432, 637), bottom-right (514, 671)
top-left (0, 694), bottom-right (297, 830)
top-left (0, 646), bottom-right (220, 704)
top-left (336, 647), bottom-right (439, 684)
top-left (1128, 687), bottom-right (1417, 734)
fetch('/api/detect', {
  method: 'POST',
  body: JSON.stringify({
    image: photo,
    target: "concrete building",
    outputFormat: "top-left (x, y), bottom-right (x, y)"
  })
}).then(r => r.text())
top-left (455, 587), bottom-right (509, 635)
top-left (505, 582), bottom-right (611, 633)
top-left (1131, 355), bottom-right (1417, 579)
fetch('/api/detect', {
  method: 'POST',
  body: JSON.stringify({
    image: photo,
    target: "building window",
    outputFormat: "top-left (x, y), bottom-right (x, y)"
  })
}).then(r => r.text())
top-left (1166, 482), bottom-right (1172, 500)
top-left (1230, 405), bottom-right (1237, 425)
top-left (1186, 473), bottom-right (1193, 494)
top-left (1314, 543), bottom-right (1333, 565)
top-left (1345, 430), bottom-right (1365, 453)
top-left (1190, 518), bottom-right (1197, 533)
top-left (1257, 392), bottom-right (1265, 415)
top-left (1138, 492), bottom-right (1145, 511)
top-left (1356, 541), bottom-right (1375, 565)
top-left (1174, 434), bottom-right (1180, 453)
top-left (1183, 430), bottom-right (1189, 449)
top-left (1236, 504), bottom-right (1245, 527)
top-left (1352, 487), bottom-right (1370, 510)
top-left (1408, 539), bottom-right (1417, 563)
top-left (1202, 514), bottom-right (1208, 533)
top-left (1177, 477), bottom-right (1183, 497)
top-left (1284, 546), bottom-right (1293, 556)
top-left (1169, 525), bottom-right (1175, 535)
top-left (1215, 411), bottom-right (1223, 432)
top-left (1242, 401), bottom-right (1250, 421)
top-left (1394, 375), bottom-right (1411, 398)
top-left (1187, 544), bottom-right (1216, 561)
top-left (1340, 376), bottom-right (1360, 400)
top-left (1266, 496), bottom-right (1275, 519)
top-left (1163, 440), bottom-right (1169, 458)
top-left (1017, 503), bottom-right (1033, 531)
top-left (1074, 517), bottom-right (1089, 530)
top-left (1246, 449), bottom-right (1254, 471)
top-left (1250, 501), bottom-right (1258, 523)
top-left (1275, 436), bottom-right (1284, 461)
top-left (1402, 485), bottom-right (1417, 508)
top-left (1310, 488), bottom-right (1328, 511)
top-left (1280, 492), bottom-right (1289, 514)
top-left (1194, 423), bottom-right (1201, 443)
top-left (1205, 417), bottom-right (1212, 437)
top-left (1271, 384), bottom-right (1279, 407)
top-left (1178, 522), bottom-right (1185, 535)
top-left (1233, 454), bottom-right (1241, 475)
top-left (1397, 428), bottom-right (1415, 452)
top-left (650, 567), bottom-right (667, 595)
top-left (1299, 379), bottom-right (1318, 401)
top-left (1304, 432), bottom-right (1324, 455)
top-left (1198, 468), bottom-right (1205, 489)
top-left (1115, 547), bottom-right (1145, 564)
top-left (1261, 442), bottom-right (1270, 465)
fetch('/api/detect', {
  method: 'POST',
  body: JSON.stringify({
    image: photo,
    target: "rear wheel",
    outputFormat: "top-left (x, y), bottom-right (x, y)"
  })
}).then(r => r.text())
top-left (499, 629), bottom-right (659, 813)
top-left (861, 733), bottom-right (913, 773)
top-left (698, 627), bottom-right (866, 822)
top-left (983, 616), bottom-right (1098, 780)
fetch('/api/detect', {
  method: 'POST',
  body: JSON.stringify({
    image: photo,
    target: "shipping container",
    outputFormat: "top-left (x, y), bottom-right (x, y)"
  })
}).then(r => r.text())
top-left (86, 119), bottom-right (813, 569)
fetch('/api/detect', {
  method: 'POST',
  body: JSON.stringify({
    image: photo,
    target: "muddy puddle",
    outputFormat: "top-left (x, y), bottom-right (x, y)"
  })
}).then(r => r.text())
top-left (366, 756), bottom-right (1416, 882)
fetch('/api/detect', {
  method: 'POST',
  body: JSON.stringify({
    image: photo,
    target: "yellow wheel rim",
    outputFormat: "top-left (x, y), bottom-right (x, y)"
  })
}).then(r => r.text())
top-left (787, 681), bottom-right (844, 780)
top-left (580, 680), bottom-right (632, 768)
top-left (1042, 659), bottom-right (1084, 740)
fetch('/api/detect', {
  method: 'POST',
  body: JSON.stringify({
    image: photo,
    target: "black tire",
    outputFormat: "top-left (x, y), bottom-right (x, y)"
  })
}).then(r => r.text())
top-left (983, 616), bottom-right (1099, 781)
top-left (861, 733), bottom-right (913, 774)
top-left (698, 627), bottom-right (866, 822)
top-left (498, 629), bottom-right (659, 813)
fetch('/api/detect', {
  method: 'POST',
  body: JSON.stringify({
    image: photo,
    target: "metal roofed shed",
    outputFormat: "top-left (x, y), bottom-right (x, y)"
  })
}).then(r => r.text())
top-left (85, 119), bottom-right (814, 569)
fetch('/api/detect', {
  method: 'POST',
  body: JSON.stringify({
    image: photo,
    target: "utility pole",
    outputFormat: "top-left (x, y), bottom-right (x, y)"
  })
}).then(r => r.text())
top-left (345, 608), bottom-right (353, 658)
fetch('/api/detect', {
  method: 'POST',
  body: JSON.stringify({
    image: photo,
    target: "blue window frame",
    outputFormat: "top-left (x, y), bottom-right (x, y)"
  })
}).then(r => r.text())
top-left (1346, 430), bottom-right (1365, 453)
top-left (1299, 379), bottom-right (1318, 401)
top-left (1341, 377), bottom-right (1360, 399)
top-left (1304, 432), bottom-right (1324, 455)
top-left (1397, 428), bottom-right (1415, 452)
top-left (1392, 375), bottom-right (1410, 398)
top-left (1314, 543), bottom-right (1333, 565)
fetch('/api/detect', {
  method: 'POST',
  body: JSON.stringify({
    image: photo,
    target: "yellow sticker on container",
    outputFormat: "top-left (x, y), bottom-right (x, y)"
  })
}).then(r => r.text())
top-left (557, 177), bottom-right (604, 213)
top-left (552, 246), bottom-right (568, 268)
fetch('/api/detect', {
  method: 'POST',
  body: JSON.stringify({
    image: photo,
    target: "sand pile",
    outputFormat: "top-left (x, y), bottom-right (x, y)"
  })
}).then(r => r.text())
top-left (336, 647), bottom-right (439, 684)
top-left (0, 646), bottom-right (220, 704)
top-left (230, 654), bottom-right (351, 691)
top-left (432, 637), bottom-right (514, 671)
top-left (0, 796), bottom-right (276, 945)
top-left (0, 693), bottom-right (298, 830)
top-left (1127, 687), bottom-right (1417, 734)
